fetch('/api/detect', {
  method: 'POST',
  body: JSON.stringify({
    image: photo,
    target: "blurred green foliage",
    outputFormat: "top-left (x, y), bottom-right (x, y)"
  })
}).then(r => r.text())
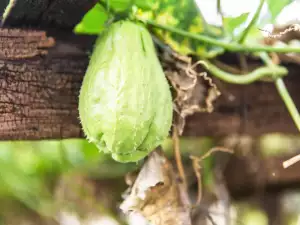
top-left (260, 133), bottom-right (300, 157)
top-left (233, 203), bottom-right (268, 225)
top-left (0, 139), bottom-right (137, 220)
top-left (0, 137), bottom-right (215, 220)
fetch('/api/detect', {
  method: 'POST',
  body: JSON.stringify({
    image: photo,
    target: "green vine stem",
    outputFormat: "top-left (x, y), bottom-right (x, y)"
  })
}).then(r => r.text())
top-left (1, 0), bottom-right (17, 26)
top-left (275, 79), bottom-right (300, 132)
top-left (143, 20), bottom-right (300, 55)
top-left (217, 0), bottom-right (225, 35)
top-left (260, 52), bottom-right (300, 132)
top-left (139, 7), bottom-right (300, 131)
top-left (201, 59), bottom-right (287, 84)
top-left (196, 6), bottom-right (213, 35)
top-left (150, 31), bottom-right (287, 84)
top-left (237, 0), bottom-right (265, 43)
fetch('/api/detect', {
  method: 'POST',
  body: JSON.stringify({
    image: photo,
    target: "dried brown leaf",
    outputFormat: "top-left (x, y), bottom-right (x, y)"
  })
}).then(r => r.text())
top-left (160, 50), bottom-right (220, 135)
top-left (120, 150), bottom-right (191, 225)
top-left (261, 23), bottom-right (300, 65)
top-left (262, 23), bottom-right (300, 43)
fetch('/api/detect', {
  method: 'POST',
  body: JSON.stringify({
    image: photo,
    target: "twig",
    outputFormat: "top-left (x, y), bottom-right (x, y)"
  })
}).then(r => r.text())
top-left (172, 126), bottom-right (187, 188)
top-left (283, 154), bottom-right (300, 168)
top-left (190, 155), bottom-right (202, 206)
top-left (199, 147), bottom-right (233, 161)
top-left (190, 147), bottom-right (233, 206)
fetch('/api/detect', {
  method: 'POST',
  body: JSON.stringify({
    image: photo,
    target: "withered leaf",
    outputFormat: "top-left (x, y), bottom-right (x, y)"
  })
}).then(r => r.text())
top-left (262, 24), bottom-right (300, 65)
top-left (120, 150), bottom-right (191, 225)
top-left (159, 49), bottom-right (220, 135)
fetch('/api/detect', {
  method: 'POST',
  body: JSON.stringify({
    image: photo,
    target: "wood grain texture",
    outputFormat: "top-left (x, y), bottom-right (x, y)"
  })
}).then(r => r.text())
top-left (184, 70), bottom-right (300, 137)
top-left (0, 0), bottom-right (98, 28)
top-left (0, 28), bottom-right (95, 140)
top-left (224, 153), bottom-right (300, 198)
top-left (0, 28), bottom-right (300, 140)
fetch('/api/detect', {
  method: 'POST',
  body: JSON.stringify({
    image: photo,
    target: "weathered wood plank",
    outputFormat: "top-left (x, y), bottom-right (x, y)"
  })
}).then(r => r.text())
top-left (0, 28), bottom-right (94, 139)
top-left (1, 0), bottom-right (300, 140)
top-left (0, 28), bottom-right (300, 140)
top-left (1, 0), bottom-right (97, 28)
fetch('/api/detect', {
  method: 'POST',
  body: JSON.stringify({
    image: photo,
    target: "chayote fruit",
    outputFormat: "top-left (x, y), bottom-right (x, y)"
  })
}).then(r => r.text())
top-left (79, 20), bottom-right (173, 163)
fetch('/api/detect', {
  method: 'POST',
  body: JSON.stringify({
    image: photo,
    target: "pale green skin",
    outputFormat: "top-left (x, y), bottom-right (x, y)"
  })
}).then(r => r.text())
top-left (79, 21), bottom-right (173, 163)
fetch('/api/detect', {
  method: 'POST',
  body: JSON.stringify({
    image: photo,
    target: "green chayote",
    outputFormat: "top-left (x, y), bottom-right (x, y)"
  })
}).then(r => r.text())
top-left (78, 20), bottom-right (173, 163)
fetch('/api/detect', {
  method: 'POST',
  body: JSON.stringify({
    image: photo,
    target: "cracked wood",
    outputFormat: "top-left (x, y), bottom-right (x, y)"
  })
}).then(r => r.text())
top-left (0, 28), bottom-right (300, 140)
top-left (0, 28), bottom-right (94, 140)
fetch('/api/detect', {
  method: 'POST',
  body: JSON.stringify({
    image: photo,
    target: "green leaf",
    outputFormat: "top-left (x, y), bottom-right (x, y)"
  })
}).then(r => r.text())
top-left (102, 0), bottom-right (132, 12)
top-left (99, 0), bottom-right (155, 12)
top-left (0, 139), bottom-right (135, 214)
top-left (223, 13), bottom-right (249, 38)
top-left (267, 0), bottom-right (292, 22)
top-left (137, 0), bottom-right (223, 56)
top-left (134, 0), bottom-right (156, 10)
top-left (0, 157), bottom-right (53, 216)
top-left (0, 139), bottom-right (136, 178)
top-left (157, 0), bottom-right (205, 54)
top-left (74, 3), bottom-right (108, 34)
top-left (74, 0), bottom-right (156, 35)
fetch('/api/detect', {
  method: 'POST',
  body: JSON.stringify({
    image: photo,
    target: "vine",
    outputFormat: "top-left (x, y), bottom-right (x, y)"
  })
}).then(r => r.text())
top-left (143, 19), bottom-right (300, 55)
top-left (136, 3), bottom-right (300, 136)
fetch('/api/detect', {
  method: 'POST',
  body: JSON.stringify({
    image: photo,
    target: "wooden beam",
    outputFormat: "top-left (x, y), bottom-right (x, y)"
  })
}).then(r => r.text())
top-left (0, 28), bottom-right (300, 140)
top-left (0, 28), bottom-right (94, 140)
top-left (1, 0), bottom-right (97, 28)
top-left (184, 71), bottom-right (300, 137)
top-left (224, 153), bottom-right (300, 199)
